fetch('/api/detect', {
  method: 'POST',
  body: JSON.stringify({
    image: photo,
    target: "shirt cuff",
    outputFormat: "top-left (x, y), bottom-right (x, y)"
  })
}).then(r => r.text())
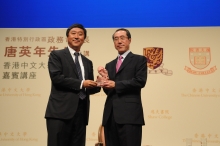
top-left (80, 80), bottom-right (84, 89)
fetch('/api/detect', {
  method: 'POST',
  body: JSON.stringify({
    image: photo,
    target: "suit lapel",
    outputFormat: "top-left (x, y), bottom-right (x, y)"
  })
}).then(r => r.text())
top-left (117, 52), bottom-right (133, 73)
top-left (64, 48), bottom-right (79, 77)
top-left (109, 58), bottom-right (117, 79)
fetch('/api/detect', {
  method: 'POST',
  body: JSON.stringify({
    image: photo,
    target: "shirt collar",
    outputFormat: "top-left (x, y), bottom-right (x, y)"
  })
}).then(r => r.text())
top-left (68, 46), bottom-right (81, 56)
top-left (118, 50), bottom-right (130, 59)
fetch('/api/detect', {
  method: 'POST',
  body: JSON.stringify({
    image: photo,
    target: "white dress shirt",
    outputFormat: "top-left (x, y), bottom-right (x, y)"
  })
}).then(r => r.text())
top-left (68, 46), bottom-right (85, 89)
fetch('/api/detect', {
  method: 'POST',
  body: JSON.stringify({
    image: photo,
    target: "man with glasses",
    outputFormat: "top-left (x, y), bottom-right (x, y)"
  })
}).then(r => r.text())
top-left (101, 28), bottom-right (147, 146)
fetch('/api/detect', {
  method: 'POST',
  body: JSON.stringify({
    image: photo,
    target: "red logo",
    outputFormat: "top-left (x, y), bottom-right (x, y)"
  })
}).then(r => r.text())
top-left (143, 47), bottom-right (163, 69)
top-left (143, 47), bottom-right (172, 76)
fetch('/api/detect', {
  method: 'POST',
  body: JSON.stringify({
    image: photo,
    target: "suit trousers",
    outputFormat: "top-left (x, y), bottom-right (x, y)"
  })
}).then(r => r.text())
top-left (46, 99), bottom-right (87, 146)
top-left (104, 110), bottom-right (142, 146)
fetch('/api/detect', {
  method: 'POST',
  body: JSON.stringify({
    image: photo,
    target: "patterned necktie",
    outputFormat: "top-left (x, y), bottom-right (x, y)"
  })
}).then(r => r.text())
top-left (116, 55), bottom-right (123, 72)
top-left (74, 52), bottom-right (86, 100)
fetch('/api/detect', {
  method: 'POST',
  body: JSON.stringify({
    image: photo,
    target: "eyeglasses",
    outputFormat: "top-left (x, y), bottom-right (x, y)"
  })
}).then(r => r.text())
top-left (113, 36), bottom-right (128, 42)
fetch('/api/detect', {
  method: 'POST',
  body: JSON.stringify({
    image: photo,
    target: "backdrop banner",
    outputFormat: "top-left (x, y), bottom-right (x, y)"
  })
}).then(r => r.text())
top-left (0, 27), bottom-right (220, 146)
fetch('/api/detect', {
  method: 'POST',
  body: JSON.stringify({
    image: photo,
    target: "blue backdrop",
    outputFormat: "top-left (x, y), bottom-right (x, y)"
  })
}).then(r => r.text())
top-left (1, 0), bottom-right (220, 28)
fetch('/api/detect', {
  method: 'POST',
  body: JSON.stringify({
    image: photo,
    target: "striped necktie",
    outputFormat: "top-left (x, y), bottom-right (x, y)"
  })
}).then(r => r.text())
top-left (116, 55), bottom-right (123, 72)
top-left (74, 52), bottom-right (86, 100)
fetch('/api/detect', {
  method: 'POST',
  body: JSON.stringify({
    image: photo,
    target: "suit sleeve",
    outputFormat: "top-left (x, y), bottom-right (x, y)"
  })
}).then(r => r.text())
top-left (48, 51), bottom-right (81, 90)
top-left (115, 56), bottom-right (147, 94)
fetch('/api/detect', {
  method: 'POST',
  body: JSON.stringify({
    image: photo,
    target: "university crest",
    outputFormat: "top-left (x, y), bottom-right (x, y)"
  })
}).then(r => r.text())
top-left (143, 47), bottom-right (173, 76)
top-left (189, 47), bottom-right (211, 70)
top-left (185, 47), bottom-right (217, 75)
top-left (143, 47), bottom-right (163, 69)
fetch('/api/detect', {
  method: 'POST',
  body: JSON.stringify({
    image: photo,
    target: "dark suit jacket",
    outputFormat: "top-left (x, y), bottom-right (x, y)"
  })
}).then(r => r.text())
top-left (45, 47), bottom-right (100, 125)
top-left (102, 52), bottom-right (147, 125)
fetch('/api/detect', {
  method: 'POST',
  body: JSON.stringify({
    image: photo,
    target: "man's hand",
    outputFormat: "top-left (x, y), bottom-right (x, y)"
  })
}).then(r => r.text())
top-left (96, 75), bottom-right (108, 87)
top-left (83, 80), bottom-right (98, 88)
top-left (97, 66), bottom-right (109, 80)
top-left (102, 80), bottom-right (115, 89)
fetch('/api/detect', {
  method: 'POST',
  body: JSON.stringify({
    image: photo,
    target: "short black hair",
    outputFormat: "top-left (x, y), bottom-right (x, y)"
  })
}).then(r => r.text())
top-left (112, 28), bottom-right (131, 40)
top-left (66, 23), bottom-right (87, 39)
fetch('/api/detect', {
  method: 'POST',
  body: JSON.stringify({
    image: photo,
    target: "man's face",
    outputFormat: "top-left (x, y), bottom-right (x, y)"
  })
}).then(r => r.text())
top-left (67, 27), bottom-right (85, 50)
top-left (113, 30), bottom-right (131, 54)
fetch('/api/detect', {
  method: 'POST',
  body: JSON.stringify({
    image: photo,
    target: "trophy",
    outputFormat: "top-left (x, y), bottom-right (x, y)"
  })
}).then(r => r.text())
top-left (97, 66), bottom-right (109, 86)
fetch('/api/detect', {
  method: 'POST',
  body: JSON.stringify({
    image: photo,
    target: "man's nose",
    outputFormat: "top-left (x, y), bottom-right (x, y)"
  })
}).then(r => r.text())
top-left (117, 40), bottom-right (122, 43)
top-left (74, 34), bottom-right (79, 38)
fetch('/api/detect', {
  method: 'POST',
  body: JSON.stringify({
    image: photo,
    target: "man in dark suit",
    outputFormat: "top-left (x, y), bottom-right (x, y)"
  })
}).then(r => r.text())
top-left (45, 23), bottom-right (100, 146)
top-left (101, 28), bottom-right (147, 146)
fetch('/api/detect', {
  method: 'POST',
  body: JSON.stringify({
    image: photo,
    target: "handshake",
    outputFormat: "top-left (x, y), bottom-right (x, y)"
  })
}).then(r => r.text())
top-left (96, 66), bottom-right (109, 87)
